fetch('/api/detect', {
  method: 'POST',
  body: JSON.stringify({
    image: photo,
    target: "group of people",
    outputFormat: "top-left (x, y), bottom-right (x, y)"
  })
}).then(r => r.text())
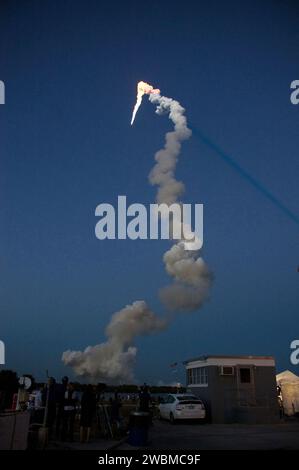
top-left (31, 376), bottom-right (97, 443)
top-left (27, 378), bottom-right (152, 443)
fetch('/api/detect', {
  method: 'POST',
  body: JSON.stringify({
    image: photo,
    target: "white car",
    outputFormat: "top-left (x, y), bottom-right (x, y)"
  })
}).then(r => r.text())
top-left (158, 394), bottom-right (206, 423)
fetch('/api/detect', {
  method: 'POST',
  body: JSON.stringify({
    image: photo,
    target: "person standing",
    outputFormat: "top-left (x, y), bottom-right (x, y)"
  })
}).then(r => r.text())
top-left (42, 377), bottom-right (57, 438)
top-left (55, 376), bottom-right (68, 438)
top-left (79, 385), bottom-right (97, 443)
top-left (139, 383), bottom-right (150, 412)
top-left (61, 382), bottom-right (77, 441)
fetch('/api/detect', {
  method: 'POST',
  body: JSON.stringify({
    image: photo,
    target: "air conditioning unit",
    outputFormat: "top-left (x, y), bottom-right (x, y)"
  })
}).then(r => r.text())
top-left (220, 366), bottom-right (234, 376)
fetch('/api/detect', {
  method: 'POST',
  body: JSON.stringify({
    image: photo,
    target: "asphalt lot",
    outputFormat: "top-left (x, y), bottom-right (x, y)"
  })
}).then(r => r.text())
top-left (119, 419), bottom-right (299, 450)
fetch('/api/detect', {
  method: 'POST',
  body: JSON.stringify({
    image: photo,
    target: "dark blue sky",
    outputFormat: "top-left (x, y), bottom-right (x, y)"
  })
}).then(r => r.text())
top-left (0, 0), bottom-right (298, 383)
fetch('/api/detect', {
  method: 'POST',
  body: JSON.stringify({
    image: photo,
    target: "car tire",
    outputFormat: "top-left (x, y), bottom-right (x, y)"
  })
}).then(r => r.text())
top-left (169, 412), bottom-right (176, 424)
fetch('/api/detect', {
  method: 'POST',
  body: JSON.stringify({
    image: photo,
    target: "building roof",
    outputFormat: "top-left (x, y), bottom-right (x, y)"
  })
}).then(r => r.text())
top-left (183, 354), bottom-right (275, 364)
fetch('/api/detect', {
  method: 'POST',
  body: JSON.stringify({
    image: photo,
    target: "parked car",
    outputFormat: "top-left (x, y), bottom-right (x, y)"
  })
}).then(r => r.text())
top-left (158, 394), bottom-right (206, 423)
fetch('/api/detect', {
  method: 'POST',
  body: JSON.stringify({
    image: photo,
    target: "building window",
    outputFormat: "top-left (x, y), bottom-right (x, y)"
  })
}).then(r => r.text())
top-left (221, 366), bottom-right (234, 375)
top-left (239, 367), bottom-right (251, 383)
top-left (187, 367), bottom-right (208, 385)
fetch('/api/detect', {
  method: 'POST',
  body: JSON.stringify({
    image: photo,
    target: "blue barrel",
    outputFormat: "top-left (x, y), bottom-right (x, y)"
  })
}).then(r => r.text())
top-left (128, 411), bottom-right (150, 446)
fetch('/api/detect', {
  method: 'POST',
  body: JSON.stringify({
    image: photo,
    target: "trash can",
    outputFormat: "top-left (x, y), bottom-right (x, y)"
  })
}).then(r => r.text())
top-left (128, 411), bottom-right (150, 446)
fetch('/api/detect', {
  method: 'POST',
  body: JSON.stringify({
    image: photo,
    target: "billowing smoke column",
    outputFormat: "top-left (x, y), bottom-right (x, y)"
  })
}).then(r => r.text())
top-left (148, 91), bottom-right (213, 312)
top-left (62, 82), bottom-right (212, 382)
top-left (62, 301), bottom-right (166, 382)
top-left (160, 244), bottom-right (212, 311)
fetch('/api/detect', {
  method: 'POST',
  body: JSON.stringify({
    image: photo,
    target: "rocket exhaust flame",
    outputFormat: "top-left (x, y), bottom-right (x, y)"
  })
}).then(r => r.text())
top-left (130, 81), bottom-right (160, 125)
top-left (62, 82), bottom-right (212, 382)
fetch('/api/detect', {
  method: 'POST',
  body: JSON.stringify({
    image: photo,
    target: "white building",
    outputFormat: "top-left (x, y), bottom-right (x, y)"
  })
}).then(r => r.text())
top-left (184, 355), bottom-right (279, 423)
top-left (276, 370), bottom-right (299, 416)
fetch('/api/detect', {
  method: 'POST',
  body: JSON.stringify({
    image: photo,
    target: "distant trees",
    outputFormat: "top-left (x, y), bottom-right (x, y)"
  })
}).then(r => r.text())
top-left (95, 383), bottom-right (186, 394)
top-left (149, 385), bottom-right (186, 394)
top-left (96, 382), bottom-right (107, 394)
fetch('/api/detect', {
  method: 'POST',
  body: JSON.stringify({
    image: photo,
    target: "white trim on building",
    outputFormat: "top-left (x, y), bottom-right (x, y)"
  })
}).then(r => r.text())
top-left (185, 356), bottom-right (275, 369)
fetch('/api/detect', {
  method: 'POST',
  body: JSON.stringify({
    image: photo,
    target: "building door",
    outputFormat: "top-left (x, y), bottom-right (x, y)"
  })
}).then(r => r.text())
top-left (236, 366), bottom-right (256, 406)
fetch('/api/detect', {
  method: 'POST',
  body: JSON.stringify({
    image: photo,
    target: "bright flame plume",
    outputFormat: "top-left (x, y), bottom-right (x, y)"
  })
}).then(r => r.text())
top-left (130, 81), bottom-right (160, 125)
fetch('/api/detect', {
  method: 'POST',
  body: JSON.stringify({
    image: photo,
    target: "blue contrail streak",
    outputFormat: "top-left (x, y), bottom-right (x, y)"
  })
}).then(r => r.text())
top-left (191, 126), bottom-right (299, 226)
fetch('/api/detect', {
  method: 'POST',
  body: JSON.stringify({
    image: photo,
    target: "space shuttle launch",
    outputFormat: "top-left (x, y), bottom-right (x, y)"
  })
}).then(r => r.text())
top-left (130, 81), bottom-right (160, 125)
top-left (63, 80), bottom-right (212, 382)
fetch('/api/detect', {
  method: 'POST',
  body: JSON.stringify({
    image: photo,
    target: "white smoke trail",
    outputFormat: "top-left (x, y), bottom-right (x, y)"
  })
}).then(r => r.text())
top-left (160, 243), bottom-right (212, 311)
top-left (62, 86), bottom-right (212, 382)
top-left (148, 93), bottom-right (213, 312)
top-left (62, 301), bottom-right (166, 383)
top-left (148, 95), bottom-right (190, 204)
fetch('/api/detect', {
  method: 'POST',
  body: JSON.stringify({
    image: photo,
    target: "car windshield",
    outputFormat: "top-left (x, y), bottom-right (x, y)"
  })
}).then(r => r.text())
top-left (177, 395), bottom-right (200, 401)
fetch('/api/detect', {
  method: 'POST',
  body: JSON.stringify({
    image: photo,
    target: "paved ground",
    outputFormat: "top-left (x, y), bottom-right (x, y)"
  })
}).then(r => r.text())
top-left (47, 419), bottom-right (299, 451)
top-left (118, 419), bottom-right (299, 450)
top-left (48, 436), bottom-right (124, 451)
